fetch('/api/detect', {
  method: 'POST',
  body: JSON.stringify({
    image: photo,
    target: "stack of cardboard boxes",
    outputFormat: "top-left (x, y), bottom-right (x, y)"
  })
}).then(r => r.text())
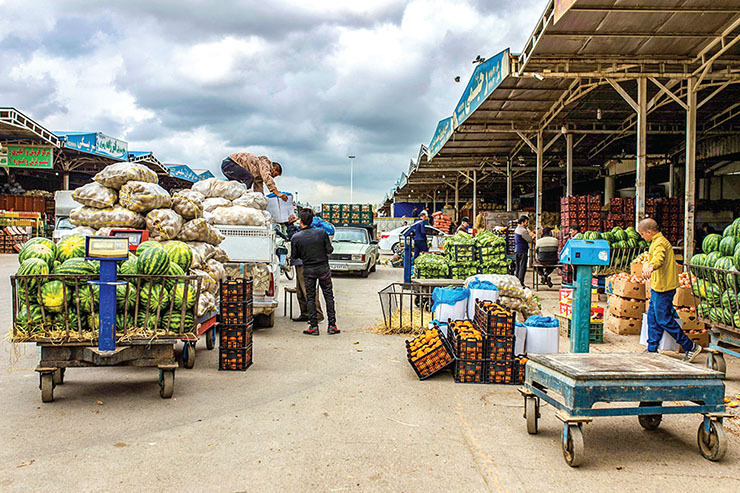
top-left (605, 275), bottom-right (648, 335)
top-left (674, 274), bottom-right (709, 348)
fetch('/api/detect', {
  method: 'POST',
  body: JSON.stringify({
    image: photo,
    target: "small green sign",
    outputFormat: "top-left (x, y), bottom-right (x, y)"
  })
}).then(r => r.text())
top-left (3, 145), bottom-right (54, 169)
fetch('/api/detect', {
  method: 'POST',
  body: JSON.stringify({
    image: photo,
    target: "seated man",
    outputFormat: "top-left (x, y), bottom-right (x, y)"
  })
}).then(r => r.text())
top-left (534, 227), bottom-right (559, 288)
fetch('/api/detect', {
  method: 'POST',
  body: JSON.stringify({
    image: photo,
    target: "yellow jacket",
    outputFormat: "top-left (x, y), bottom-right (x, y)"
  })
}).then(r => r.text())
top-left (648, 232), bottom-right (679, 292)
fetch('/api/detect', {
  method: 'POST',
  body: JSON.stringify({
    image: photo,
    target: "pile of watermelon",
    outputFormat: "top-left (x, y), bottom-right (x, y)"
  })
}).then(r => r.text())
top-left (13, 235), bottom-right (200, 339)
top-left (572, 226), bottom-right (648, 250)
top-left (688, 217), bottom-right (740, 328)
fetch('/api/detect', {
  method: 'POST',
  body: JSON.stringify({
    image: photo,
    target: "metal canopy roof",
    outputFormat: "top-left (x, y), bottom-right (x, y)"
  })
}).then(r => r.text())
top-left (0, 108), bottom-right (60, 147)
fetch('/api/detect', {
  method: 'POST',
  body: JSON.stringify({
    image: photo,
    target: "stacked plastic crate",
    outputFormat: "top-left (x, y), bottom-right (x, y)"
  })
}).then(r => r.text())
top-left (657, 198), bottom-right (683, 245)
top-left (473, 301), bottom-right (520, 384)
top-left (605, 197), bottom-right (634, 230)
top-left (218, 279), bottom-right (254, 371)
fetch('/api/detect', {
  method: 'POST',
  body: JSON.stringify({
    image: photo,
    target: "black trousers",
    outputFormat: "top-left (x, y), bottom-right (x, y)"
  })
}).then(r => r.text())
top-left (304, 266), bottom-right (337, 328)
top-left (221, 158), bottom-right (254, 188)
top-left (515, 253), bottom-right (528, 286)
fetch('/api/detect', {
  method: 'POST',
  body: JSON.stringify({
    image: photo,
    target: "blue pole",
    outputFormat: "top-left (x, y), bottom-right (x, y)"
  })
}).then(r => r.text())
top-left (403, 231), bottom-right (414, 283)
top-left (570, 264), bottom-right (592, 353)
top-left (97, 261), bottom-right (118, 351)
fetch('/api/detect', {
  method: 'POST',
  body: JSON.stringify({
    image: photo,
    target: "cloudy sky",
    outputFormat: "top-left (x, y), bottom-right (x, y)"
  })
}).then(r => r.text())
top-left (1, 0), bottom-right (546, 205)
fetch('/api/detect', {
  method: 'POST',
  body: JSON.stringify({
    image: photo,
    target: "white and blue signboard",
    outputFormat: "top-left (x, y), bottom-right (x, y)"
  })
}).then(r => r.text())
top-left (58, 132), bottom-right (128, 160)
top-left (452, 48), bottom-right (510, 129)
top-left (95, 133), bottom-right (128, 160)
top-left (197, 170), bottom-right (215, 181)
top-left (165, 164), bottom-right (200, 182)
top-left (428, 117), bottom-right (453, 159)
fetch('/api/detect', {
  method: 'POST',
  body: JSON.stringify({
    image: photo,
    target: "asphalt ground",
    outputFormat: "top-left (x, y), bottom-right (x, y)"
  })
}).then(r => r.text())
top-left (0, 255), bottom-right (738, 491)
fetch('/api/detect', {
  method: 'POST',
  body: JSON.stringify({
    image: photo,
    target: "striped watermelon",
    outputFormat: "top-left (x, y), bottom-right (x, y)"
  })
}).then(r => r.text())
top-left (53, 311), bottom-right (83, 332)
top-left (165, 263), bottom-right (184, 290)
top-left (19, 243), bottom-right (55, 267)
top-left (139, 283), bottom-right (170, 312)
top-left (78, 285), bottom-right (99, 312)
top-left (710, 307), bottom-right (724, 323)
top-left (638, 240), bottom-right (648, 248)
top-left (16, 305), bottom-right (44, 332)
top-left (17, 258), bottom-right (50, 305)
top-left (723, 224), bottom-right (733, 237)
top-left (626, 238), bottom-right (638, 248)
top-left (137, 312), bottom-right (159, 330)
top-left (40, 280), bottom-right (71, 313)
top-left (721, 288), bottom-right (737, 311)
top-left (163, 241), bottom-right (193, 271)
top-left (719, 236), bottom-right (736, 257)
top-left (692, 279), bottom-right (706, 298)
top-left (56, 235), bottom-right (86, 263)
top-left (87, 313), bottom-right (100, 332)
top-left (136, 240), bottom-right (162, 257)
top-left (55, 258), bottom-right (96, 278)
top-left (705, 251), bottom-right (721, 268)
top-left (714, 256), bottom-right (734, 286)
top-left (697, 302), bottom-right (711, 319)
top-left (116, 313), bottom-right (134, 333)
top-left (21, 237), bottom-right (56, 255)
top-left (116, 282), bottom-right (137, 311)
top-left (702, 234), bottom-right (721, 254)
top-left (735, 312), bottom-right (740, 328)
top-left (160, 311), bottom-right (194, 333)
top-left (173, 282), bottom-right (197, 310)
top-left (118, 256), bottom-right (138, 275)
top-left (734, 243), bottom-right (740, 270)
top-left (732, 218), bottom-right (740, 236)
top-left (705, 283), bottom-right (722, 305)
top-left (137, 246), bottom-right (169, 276)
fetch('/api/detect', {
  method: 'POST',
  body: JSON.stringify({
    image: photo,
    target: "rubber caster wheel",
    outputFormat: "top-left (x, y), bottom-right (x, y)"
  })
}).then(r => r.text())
top-left (525, 396), bottom-right (539, 435)
top-left (698, 420), bottom-right (727, 461)
top-left (205, 328), bottom-right (215, 350)
top-left (707, 352), bottom-right (726, 375)
top-left (53, 368), bottom-right (65, 385)
top-left (638, 401), bottom-right (662, 430)
top-left (159, 370), bottom-right (174, 399)
top-left (40, 373), bottom-right (54, 403)
top-left (562, 424), bottom-right (585, 467)
top-left (182, 342), bottom-right (196, 369)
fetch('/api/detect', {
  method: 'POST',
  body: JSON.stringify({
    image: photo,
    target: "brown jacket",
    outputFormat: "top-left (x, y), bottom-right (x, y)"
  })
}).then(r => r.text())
top-left (228, 152), bottom-right (278, 194)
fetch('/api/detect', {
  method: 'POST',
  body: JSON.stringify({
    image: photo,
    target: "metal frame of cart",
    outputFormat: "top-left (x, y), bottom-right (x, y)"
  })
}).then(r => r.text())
top-left (519, 353), bottom-right (728, 467)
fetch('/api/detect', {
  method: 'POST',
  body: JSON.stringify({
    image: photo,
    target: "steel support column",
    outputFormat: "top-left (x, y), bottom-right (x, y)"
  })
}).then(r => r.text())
top-left (506, 159), bottom-right (513, 211)
top-left (566, 133), bottom-right (573, 196)
top-left (668, 162), bottom-right (675, 198)
top-left (604, 175), bottom-right (615, 202)
top-left (63, 173), bottom-right (70, 190)
top-left (454, 177), bottom-right (459, 220)
top-left (685, 78), bottom-right (697, 260)
top-left (636, 78), bottom-right (648, 225)
top-left (536, 131), bottom-right (544, 235)
top-left (472, 170), bottom-right (478, 227)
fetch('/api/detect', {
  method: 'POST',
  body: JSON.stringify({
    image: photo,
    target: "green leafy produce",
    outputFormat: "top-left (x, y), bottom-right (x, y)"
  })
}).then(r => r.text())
top-left (414, 253), bottom-right (448, 279)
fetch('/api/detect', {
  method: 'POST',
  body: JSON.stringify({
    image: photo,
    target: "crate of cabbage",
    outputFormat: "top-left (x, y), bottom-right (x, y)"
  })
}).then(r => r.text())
top-left (11, 235), bottom-right (202, 343)
top-left (572, 227), bottom-right (648, 276)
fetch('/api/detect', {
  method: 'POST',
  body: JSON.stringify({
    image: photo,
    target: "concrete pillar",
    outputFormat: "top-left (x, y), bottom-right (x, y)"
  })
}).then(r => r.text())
top-left (668, 161), bottom-right (675, 198)
top-left (472, 170), bottom-right (478, 227)
top-left (604, 175), bottom-right (615, 202)
top-left (454, 177), bottom-right (459, 221)
top-left (684, 78), bottom-right (697, 259)
top-left (536, 130), bottom-right (543, 235)
top-left (63, 172), bottom-right (70, 190)
top-left (566, 133), bottom-right (573, 196)
top-left (635, 78), bottom-right (648, 226)
top-left (506, 159), bottom-right (513, 212)
top-left (432, 192), bottom-right (437, 213)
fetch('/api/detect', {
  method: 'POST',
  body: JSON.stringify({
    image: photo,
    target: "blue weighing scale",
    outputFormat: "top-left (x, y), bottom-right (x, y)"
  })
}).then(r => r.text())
top-left (85, 236), bottom-right (129, 351)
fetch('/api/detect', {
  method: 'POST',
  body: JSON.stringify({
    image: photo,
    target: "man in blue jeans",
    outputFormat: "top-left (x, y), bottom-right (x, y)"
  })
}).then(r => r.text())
top-left (639, 218), bottom-right (701, 361)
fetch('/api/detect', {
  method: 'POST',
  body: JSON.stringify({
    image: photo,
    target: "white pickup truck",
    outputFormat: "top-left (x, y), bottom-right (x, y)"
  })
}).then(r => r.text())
top-left (216, 225), bottom-right (280, 327)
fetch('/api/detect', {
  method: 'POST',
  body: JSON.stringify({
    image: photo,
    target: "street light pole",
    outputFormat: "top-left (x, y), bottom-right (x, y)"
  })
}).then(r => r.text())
top-left (348, 155), bottom-right (356, 202)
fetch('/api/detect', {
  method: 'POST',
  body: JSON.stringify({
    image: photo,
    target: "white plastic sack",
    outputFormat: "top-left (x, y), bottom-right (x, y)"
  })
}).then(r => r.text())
top-left (69, 226), bottom-right (97, 236)
top-left (70, 205), bottom-right (146, 229)
top-left (119, 181), bottom-right (172, 213)
top-left (184, 241), bottom-right (217, 269)
top-left (524, 326), bottom-right (559, 354)
top-left (202, 197), bottom-right (232, 213)
top-left (467, 288), bottom-right (499, 320)
top-left (94, 162), bottom-right (158, 189)
top-left (205, 259), bottom-right (226, 283)
top-left (72, 182), bottom-right (118, 209)
top-left (172, 189), bottom-right (204, 219)
top-left (179, 218), bottom-right (225, 245)
top-left (96, 227), bottom-right (114, 237)
top-left (266, 192), bottom-right (294, 223)
top-left (196, 291), bottom-right (216, 318)
top-left (206, 205), bottom-right (266, 226)
top-left (233, 191), bottom-right (268, 210)
top-left (192, 268), bottom-right (218, 295)
top-left (146, 208), bottom-right (184, 241)
top-left (193, 178), bottom-right (247, 200)
top-left (434, 298), bottom-right (468, 323)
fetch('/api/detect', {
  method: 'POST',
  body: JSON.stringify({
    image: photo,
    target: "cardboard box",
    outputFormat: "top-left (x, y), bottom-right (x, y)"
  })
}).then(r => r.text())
top-left (608, 295), bottom-right (647, 319)
top-left (611, 278), bottom-right (647, 300)
top-left (630, 261), bottom-right (645, 277)
top-left (605, 312), bottom-right (642, 335)
top-left (683, 330), bottom-right (710, 349)
top-left (677, 310), bottom-right (705, 332)
top-left (673, 287), bottom-right (699, 308)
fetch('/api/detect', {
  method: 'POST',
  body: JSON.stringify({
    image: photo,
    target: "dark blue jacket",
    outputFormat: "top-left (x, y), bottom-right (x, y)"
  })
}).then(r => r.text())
top-left (407, 219), bottom-right (428, 244)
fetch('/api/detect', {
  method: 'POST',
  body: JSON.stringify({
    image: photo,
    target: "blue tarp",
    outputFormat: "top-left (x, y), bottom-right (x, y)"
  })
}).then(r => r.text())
top-left (468, 279), bottom-right (498, 291)
top-left (431, 286), bottom-right (470, 313)
top-left (524, 316), bottom-right (559, 328)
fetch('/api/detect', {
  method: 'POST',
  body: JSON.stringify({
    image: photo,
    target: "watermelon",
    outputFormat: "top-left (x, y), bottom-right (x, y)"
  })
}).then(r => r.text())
top-left (87, 313), bottom-right (100, 332)
top-left (55, 258), bottom-right (96, 278)
top-left (690, 253), bottom-right (706, 267)
top-left (714, 257), bottom-right (735, 286)
top-left (119, 256), bottom-right (138, 275)
top-left (705, 251), bottom-right (721, 268)
top-left (725, 267), bottom-right (740, 290)
top-left (40, 280), bottom-right (71, 313)
top-left (78, 285), bottom-right (100, 312)
top-left (721, 289), bottom-right (738, 311)
top-left (19, 243), bottom-right (55, 268)
top-left (602, 232), bottom-right (613, 243)
top-left (626, 238), bottom-right (638, 248)
top-left (137, 247), bottom-right (169, 276)
top-left (697, 302), bottom-right (711, 319)
top-left (615, 230), bottom-right (628, 242)
top-left (735, 312), bottom-right (740, 328)
top-left (723, 224), bottom-right (733, 237)
top-left (160, 311), bottom-right (194, 333)
top-left (722, 308), bottom-right (734, 325)
top-left (626, 230), bottom-right (640, 242)
top-left (90, 260), bottom-right (101, 275)
top-left (56, 235), bottom-right (86, 263)
top-left (705, 283), bottom-right (722, 305)
top-left (163, 241), bottom-right (193, 271)
top-left (137, 312), bottom-right (159, 330)
top-left (21, 237), bottom-right (56, 256)
top-left (17, 257), bottom-right (50, 291)
top-left (173, 282), bottom-right (197, 310)
top-left (574, 233), bottom-right (584, 240)
top-left (53, 311), bottom-right (83, 332)
top-left (16, 304), bottom-right (44, 332)
top-left (734, 243), bottom-right (740, 270)
top-left (116, 282), bottom-right (137, 312)
top-left (115, 313), bottom-right (134, 333)
top-left (702, 234), bottom-right (721, 254)
top-left (139, 283), bottom-right (170, 312)
top-left (611, 226), bottom-right (623, 234)
top-left (136, 240), bottom-right (162, 257)
top-left (732, 218), bottom-right (740, 236)
top-left (710, 307), bottom-right (724, 323)
top-left (616, 240), bottom-right (628, 249)
top-left (719, 236), bottom-right (736, 257)
top-left (638, 240), bottom-right (648, 248)
top-left (165, 263), bottom-right (185, 290)
top-left (692, 279), bottom-right (706, 298)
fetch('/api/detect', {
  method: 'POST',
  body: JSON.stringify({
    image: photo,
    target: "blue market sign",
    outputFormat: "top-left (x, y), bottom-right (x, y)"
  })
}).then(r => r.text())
top-left (165, 164), bottom-right (200, 182)
top-left (197, 170), bottom-right (215, 181)
top-left (60, 132), bottom-right (128, 160)
top-left (428, 117), bottom-right (453, 158)
top-left (452, 49), bottom-right (510, 129)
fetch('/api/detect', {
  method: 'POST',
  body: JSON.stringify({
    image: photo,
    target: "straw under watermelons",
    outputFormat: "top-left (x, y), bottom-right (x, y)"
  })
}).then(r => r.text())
top-left (115, 313), bottom-right (134, 333)
top-left (137, 247), bottom-right (169, 276)
top-left (163, 241), bottom-right (193, 271)
top-left (702, 234), bottom-right (721, 254)
top-left (56, 235), bottom-right (86, 263)
top-left (40, 280), bottom-right (71, 313)
top-left (19, 243), bottom-right (55, 268)
top-left (16, 305), bottom-right (44, 332)
top-left (139, 283), bottom-right (170, 312)
top-left (719, 236), bottom-right (736, 257)
top-left (136, 240), bottom-right (162, 257)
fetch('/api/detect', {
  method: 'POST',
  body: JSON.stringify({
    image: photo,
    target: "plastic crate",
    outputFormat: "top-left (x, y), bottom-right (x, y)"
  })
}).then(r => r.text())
top-left (566, 320), bottom-right (604, 344)
top-left (513, 358), bottom-right (527, 385)
top-left (219, 301), bottom-right (253, 325)
top-left (219, 345), bottom-right (253, 371)
top-left (219, 324), bottom-right (253, 349)
top-left (485, 360), bottom-right (515, 384)
top-left (447, 244), bottom-right (476, 263)
top-left (454, 358), bottom-right (486, 383)
top-left (485, 335), bottom-right (515, 361)
top-left (220, 279), bottom-right (253, 303)
top-left (448, 324), bottom-right (485, 360)
top-left (473, 301), bottom-right (515, 336)
top-left (406, 334), bottom-right (454, 380)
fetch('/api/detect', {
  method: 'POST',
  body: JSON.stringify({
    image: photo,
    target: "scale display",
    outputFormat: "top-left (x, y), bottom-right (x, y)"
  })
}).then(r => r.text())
top-left (86, 237), bottom-right (129, 260)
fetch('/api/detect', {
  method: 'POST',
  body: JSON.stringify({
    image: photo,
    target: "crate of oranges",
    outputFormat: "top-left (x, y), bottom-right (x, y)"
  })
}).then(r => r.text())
top-left (455, 358), bottom-right (486, 383)
top-left (513, 356), bottom-right (528, 385)
top-left (485, 360), bottom-right (514, 384)
top-left (406, 328), bottom-right (454, 380)
top-left (474, 301), bottom-right (515, 336)
top-left (485, 335), bottom-right (515, 361)
top-left (449, 320), bottom-right (484, 359)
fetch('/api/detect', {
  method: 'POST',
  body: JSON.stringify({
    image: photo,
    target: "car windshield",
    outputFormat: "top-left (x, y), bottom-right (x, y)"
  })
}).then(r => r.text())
top-left (56, 218), bottom-right (73, 230)
top-left (333, 229), bottom-right (368, 243)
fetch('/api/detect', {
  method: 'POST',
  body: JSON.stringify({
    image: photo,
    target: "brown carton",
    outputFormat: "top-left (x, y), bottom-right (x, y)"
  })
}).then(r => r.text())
top-left (677, 310), bottom-right (705, 332)
top-left (605, 312), bottom-right (642, 335)
top-left (673, 287), bottom-right (699, 308)
top-left (608, 295), bottom-right (647, 319)
top-left (630, 261), bottom-right (644, 277)
top-left (611, 278), bottom-right (647, 300)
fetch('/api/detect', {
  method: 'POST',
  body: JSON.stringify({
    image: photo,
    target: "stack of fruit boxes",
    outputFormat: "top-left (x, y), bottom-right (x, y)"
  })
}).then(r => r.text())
top-left (218, 279), bottom-right (254, 371)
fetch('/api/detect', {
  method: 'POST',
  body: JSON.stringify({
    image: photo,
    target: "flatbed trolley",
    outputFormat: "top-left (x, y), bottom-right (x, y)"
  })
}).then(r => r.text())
top-left (179, 312), bottom-right (218, 369)
top-left (519, 353), bottom-right (729, 467)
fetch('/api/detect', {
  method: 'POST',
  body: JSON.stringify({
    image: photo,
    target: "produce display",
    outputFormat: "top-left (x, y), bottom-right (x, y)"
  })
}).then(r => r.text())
top-left (467, 274), bottom-right (542, 319)
top-left (421, 231), bottom-right (508, 280)
top-left (414, 253), bottom-right (448, 279)
top-left (405, 328), bottom-right (454, 380)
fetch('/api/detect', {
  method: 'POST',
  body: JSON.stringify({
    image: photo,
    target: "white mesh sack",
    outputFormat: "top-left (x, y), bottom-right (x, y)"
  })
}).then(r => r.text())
top-left (172, 189), bottom-right (204, 219)
top-left (178, 218), bottom-right (225, 245)
top-left (206, 205), bottom-right (266, 226)
top-left (94, 162), bottom-right (158, 189)
top-left (70, 205), bottom-right (146, 229)
top-left (233, 191), bottom-right (268, 210)
top-left (119, 181), bottom-right (172, 213)
top-left (146, 208), bottom-right (184, 241)
top-left (72, 182), bottom-right (118, 209)
top-left (202, 197), bottom-right (232, 213)
top-left (193, 178), bottom-right (247, 200)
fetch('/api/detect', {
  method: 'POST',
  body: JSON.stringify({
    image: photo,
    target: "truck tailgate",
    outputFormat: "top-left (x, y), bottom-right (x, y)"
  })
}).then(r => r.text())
top-left (216, 225), bottom-right (274, 262)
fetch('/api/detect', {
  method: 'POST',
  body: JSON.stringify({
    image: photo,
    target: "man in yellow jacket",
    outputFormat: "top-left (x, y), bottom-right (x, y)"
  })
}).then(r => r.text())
top-left (639, 218), bottom-right (701, 361)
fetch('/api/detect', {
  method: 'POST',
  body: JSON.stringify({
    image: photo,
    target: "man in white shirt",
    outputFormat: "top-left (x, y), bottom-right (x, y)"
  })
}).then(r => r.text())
top-left (534, 227), bottom-right (559, 288)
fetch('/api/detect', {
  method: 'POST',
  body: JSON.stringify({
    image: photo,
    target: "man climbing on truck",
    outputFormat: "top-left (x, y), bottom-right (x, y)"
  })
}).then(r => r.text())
top-left (220, 151), bottom-right (289, 201)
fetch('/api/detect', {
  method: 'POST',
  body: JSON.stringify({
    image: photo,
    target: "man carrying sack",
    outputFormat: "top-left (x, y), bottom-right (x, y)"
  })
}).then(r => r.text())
top-left (638, 218), bottom-right (701, 361)
top-left (221, 151), bottom-right (288, 200)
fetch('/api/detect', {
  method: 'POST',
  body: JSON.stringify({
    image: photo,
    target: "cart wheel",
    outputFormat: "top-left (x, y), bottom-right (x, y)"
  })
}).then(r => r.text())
top-left (205, 328), bottom-right (215, 350)
top-left (53, 368), bottom-right (65, 385)
top-left (638, 401), bottom-right (662, 430)
top-left (40, 373), bottom-right (54, 403)
top-left (525, 396), bottom-right (539, 435)
top-left (159, 370), bottom-right (174, 399)
top-left (707, 352), bottom-right (726, 375)
top-left (562, 424), bottom-right (585, 467)
top-left (697, 420), bottom-right (728, 461)
top-left (182, 342), bottom-right (196, 369)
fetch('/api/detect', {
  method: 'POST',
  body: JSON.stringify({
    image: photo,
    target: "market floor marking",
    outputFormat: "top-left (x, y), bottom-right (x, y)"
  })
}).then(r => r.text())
top-left (456, 403), bottom-right (506, 493)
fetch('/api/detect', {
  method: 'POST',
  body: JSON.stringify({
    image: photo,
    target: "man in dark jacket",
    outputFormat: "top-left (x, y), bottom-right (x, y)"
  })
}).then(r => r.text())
top-left (291, 208), bottom-right (338, 335)
top-left (514, 215), bottom-right (533, 287)
top-left (408, 210), bottom-right (429, 258)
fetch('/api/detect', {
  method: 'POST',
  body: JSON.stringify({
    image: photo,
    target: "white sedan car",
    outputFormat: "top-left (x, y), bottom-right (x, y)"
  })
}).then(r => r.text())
top-left (378, 223), bottom-right (447, 254)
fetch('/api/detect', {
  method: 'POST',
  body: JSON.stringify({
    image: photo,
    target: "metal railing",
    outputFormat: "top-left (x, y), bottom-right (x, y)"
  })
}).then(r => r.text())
top-left (687, 264), bottom-right (740, 334)
top-left (593, 246), bottom-right (648, 276)
top-left (378, 283), bottom-right (433, 332)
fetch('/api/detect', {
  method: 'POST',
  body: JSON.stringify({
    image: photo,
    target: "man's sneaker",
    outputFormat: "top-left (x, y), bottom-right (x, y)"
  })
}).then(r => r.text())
top-left (328, 325), bottom-right (340, 335)
top-left (303, 326), bottom-right (320, 336)
top-left (683, 344), bottom-right (702, 363)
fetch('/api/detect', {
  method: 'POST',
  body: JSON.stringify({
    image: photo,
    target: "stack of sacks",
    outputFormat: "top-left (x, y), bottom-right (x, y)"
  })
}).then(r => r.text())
top-left (195, 178), bottom-right (272, 226)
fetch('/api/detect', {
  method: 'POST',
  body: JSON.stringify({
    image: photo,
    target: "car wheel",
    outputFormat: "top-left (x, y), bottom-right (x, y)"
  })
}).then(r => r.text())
top-left (370, 260), bottom-right (377, 272)
top-left (391, 242), bottom-right (403, 256)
